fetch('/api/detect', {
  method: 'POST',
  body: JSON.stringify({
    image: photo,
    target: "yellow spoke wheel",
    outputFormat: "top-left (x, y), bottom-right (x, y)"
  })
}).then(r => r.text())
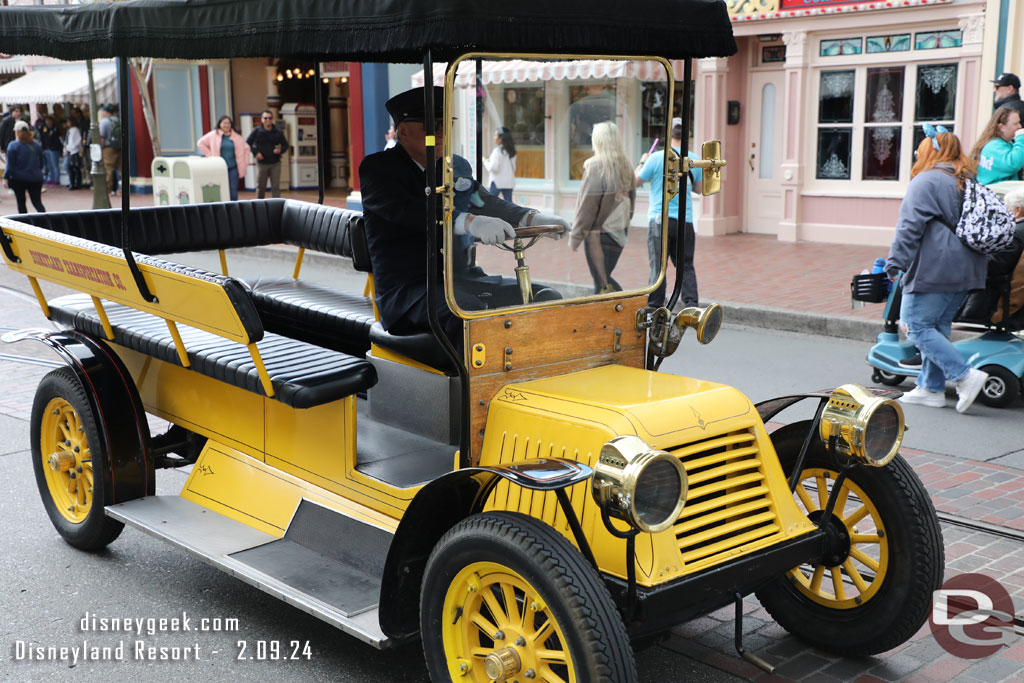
top-left (420, 512), bottom-right (636, 683)
top-left (39, 396), bottom-right (94, 524)
top-left (31, 368), bottom-right (124, 550)
top-left (788, 468), bottom-right (889, 609)
top-left (756, 421), bottom-right (944, 657)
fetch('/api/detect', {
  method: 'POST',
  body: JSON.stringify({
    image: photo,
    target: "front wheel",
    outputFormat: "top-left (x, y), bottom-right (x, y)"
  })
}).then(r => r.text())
top-left (872, 369), bottom-right (907, 387)
top-left (420, 512), bottom-right (636, 683)
top-left (977, 365), bottom-right (1020, 408)
top-left (755, 421), bottom-right (943, 657)
top-left (30, 367), bottom-right (124, 550)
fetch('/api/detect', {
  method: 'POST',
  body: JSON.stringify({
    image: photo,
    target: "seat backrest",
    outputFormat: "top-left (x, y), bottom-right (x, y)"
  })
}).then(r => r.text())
top-left (8, 199), bottom-right (287, 254)
top-left (280, 200), bottom-right (372, 272)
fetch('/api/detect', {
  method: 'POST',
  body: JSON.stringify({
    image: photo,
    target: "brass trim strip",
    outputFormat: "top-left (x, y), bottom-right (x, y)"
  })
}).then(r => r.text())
top-left (247, 342), bottom-right (275, 397)
top-left (292, 247), bottom-right (305, 280)
top-left (90, 295), bottom-right (115, 340)
top-left (165, 319), bottom-right (191, 368)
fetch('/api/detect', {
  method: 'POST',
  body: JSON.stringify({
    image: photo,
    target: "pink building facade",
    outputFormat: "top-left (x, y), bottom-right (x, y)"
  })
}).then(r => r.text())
top-left (702, 0), bottom-right (991, 246)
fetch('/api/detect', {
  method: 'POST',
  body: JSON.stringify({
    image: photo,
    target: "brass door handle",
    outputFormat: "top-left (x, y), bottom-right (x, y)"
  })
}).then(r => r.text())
top-left (748, 154), bottom-right (755, 172)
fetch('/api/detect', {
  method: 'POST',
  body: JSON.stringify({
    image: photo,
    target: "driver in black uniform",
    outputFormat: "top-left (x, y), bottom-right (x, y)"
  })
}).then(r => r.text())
top-left (359, 87), bottom-right (567, 349)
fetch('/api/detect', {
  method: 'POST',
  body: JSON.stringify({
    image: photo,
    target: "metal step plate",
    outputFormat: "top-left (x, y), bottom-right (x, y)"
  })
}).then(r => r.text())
top-left (106, 496), bottom-right (392, 648)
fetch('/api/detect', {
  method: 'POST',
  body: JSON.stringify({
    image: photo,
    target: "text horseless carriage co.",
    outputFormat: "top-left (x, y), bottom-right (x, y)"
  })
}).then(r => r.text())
top-left (0, 1), bottom-right (944, 681)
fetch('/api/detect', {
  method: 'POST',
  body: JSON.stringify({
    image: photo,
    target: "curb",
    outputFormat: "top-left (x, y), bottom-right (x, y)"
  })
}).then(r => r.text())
top-left (241, 244), bottom-right (882, 342)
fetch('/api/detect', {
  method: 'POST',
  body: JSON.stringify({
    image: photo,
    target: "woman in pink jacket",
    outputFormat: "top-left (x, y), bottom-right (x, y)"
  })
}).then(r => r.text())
top-left (197, 115), bottom-right (250, 201)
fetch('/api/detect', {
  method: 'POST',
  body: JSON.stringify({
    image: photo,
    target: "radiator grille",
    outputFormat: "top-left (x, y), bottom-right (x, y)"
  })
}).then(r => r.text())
top-left (672, 429), bottom-right (782, 567)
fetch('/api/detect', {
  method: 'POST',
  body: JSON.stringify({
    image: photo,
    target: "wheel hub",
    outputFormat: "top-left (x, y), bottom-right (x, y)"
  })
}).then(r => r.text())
top-left (48, 451), bottom-right (75, 472)
top-left (809, 509), bottom-right (851, 567)
top-left (483, 646), bottom-right (521, 681)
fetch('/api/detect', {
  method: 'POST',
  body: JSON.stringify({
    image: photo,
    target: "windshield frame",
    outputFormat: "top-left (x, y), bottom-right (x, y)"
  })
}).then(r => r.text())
top-left (440, 52), bottom-right (678, 321)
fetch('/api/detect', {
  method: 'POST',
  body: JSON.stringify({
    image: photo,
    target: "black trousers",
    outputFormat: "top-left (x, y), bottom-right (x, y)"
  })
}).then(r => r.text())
top-left (9, 179), bottom-right (45, 214)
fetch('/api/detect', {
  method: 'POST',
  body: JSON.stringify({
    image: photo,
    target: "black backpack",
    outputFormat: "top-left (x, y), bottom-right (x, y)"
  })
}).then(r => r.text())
top-left (108, 117), bottom-right (122, 151)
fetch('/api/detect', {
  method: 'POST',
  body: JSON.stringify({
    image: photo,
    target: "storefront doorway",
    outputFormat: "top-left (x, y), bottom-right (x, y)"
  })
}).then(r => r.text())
top-left (744, 70), bottom-right (784, 234)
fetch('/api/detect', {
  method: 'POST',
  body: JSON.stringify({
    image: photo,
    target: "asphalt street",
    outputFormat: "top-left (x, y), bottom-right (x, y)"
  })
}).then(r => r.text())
top-left (1, 246), bottom-right (1021, 681)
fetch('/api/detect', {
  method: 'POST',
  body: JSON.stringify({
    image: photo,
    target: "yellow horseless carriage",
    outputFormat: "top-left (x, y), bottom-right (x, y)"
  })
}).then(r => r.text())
top-left (0, 1), bottom-right (943, 681)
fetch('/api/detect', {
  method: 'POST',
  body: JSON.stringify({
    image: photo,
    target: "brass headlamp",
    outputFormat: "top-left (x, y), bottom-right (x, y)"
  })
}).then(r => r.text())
top-left (819, 384), bottom-right (905, 467)
top-left (591, 435), bottom-right (688, 533)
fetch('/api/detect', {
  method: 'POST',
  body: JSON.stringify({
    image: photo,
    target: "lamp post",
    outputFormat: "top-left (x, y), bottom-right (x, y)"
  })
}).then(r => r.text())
top-left (85, 59), bottom-right (110, 209)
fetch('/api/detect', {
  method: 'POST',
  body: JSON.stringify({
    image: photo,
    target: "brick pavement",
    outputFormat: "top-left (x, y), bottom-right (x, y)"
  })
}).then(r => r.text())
top-left (3, 184), bottom-right (1023, 681)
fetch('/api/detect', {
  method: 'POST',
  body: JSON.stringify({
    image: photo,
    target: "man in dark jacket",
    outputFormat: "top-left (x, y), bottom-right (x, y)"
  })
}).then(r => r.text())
top-left (993, 72), bottom-right (1024, 120)
top-left (0, 106), bottom-right (23, 161)
top-left (245, 110), bottom-right (289, 198)
top-left (358, 87), bottom-right (566, 349)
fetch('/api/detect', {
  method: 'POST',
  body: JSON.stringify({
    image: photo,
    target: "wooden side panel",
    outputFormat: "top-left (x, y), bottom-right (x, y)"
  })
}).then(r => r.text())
top-left (465, 295), bottom-right (647, 462)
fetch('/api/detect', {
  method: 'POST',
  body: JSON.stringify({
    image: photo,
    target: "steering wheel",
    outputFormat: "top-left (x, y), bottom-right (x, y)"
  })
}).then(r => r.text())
top-left (495, 224), bottom-right (566, 253)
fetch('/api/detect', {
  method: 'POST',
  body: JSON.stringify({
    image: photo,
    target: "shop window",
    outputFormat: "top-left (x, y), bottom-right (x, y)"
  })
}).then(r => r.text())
top-left (501, 86), bottom-right (545, 179)
top-left (568, 82), bottom-right (616, 180)
top-left (820, 38), bottom-right (862, 57)
top-left (863, 67), bottom-right (904, 180)
top-left (866, 34), bottom-right (911, 54)
top-left (915, 63), bottom-right (957, 121)
top-left (915, 30), bottom-right (963, 50)
top-left (816, 70), bottom-right (853, 179)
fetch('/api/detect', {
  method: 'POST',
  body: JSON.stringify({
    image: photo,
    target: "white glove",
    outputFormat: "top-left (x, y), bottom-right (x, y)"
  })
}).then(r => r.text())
top-left (523, 211), bottom-right (569, 239)
top-left (467, 215), bottom-right (516, 245)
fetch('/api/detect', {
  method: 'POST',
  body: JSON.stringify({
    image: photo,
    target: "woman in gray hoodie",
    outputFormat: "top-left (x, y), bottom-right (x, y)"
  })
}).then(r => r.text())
top-left (885, 129), bottom-right (989, 413)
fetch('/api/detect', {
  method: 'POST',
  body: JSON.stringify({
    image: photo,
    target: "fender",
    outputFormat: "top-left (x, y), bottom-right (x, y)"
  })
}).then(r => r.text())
top-left (754, 387), bottom-right (901, 423)
top-left (378, 458), bottom-right (592, 640)
top-left (25, 329), bottom-right (153, 503)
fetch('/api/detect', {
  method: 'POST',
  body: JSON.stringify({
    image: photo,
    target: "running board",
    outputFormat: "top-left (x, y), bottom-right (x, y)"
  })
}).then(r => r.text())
top-left (106, 496), bottom-right (393, 649)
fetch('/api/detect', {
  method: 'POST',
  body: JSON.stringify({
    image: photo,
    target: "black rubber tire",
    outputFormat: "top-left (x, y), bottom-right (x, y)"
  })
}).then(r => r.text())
top-left (977, 364), bottom-right (1020, 408)
top-left (873, 369), bottom-right (907, 387)
top-left (30, 367), bottom-right (124, 550)
top-left (420, 511), bottom-right (636, 683)
top-left (755, 421), bottom-right (944, 657)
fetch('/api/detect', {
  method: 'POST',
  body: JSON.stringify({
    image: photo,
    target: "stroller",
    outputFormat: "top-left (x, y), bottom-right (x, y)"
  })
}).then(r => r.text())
top-left (854, 270), bottom-right (1024, 407)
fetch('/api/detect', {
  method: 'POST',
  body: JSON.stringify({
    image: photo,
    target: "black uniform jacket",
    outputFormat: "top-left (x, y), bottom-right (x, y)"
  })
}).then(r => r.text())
top-left (359, 143), bottom-right (528, 330)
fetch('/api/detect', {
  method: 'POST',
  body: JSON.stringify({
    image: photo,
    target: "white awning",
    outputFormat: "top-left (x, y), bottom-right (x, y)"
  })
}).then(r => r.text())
top-left (0, 55), bottom-right (25, 75)
top-left (0, 63), bottom-right (118, 106)
top-left (413, 59), bottom-right (684, 88)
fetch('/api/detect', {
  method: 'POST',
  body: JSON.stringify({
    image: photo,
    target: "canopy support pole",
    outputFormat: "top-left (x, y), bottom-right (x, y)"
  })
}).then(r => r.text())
top-left (666, 58), bottom-right (692, 313)
top-left (424, 51), bottom-right (471, 469)
top-left (314, 61), bottom-right (326, 205)
top-left (118, 56), bottom-right (155, 304)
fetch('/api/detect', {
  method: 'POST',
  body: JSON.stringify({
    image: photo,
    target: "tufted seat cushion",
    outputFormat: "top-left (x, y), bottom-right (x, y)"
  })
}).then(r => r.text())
top-left (248, 277), bottom-right (376, 355)
top-left (48, 294), bottom-right (377, 408)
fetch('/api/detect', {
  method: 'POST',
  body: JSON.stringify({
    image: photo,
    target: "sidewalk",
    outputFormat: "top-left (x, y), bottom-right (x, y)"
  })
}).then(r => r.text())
top-left (19, 184), bottom-right (888, 339)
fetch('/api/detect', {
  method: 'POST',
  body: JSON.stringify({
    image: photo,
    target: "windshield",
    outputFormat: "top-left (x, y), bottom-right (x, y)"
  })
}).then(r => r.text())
top-left (437, 55), bottom-right (678, 317)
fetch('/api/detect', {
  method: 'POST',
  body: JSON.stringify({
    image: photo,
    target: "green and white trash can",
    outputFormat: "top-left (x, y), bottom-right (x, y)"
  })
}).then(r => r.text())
top-left (152, 156), bottom-right (229, 205)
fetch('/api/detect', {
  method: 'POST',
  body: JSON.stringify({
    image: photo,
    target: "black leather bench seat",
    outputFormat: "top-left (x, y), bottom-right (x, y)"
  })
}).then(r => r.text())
top-left (48, 294), bottom-right (377, 409)
top-left (248, 277), bottom-right (376, 355)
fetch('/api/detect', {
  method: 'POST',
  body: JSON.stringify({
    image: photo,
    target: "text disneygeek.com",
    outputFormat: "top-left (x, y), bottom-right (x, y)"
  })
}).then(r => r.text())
top-left (9, 611), bottom-right (247, 665)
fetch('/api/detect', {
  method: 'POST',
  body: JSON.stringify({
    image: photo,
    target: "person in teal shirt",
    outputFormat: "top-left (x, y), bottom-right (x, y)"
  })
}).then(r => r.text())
top-left (971, 106), bottom-right (1024, 185)
top-left (636, 118), bottom-right (702, 308)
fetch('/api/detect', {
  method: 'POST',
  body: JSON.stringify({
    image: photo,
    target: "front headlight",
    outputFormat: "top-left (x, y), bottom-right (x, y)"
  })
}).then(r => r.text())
top-left (591, 435), bottom-right (688, 533)
top-left (819, 384), bottom-right (904, 467)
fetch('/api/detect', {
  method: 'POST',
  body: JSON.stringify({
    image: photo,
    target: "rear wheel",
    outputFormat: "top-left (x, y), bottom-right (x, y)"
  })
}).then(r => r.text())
top-left (30, 367), bottom-right (124, 550)
top-left (977, 365), bottom-right (1020, 408)
top-left (872, 369), bottom-right (906, 387)
top-left (756, 421), bottom-right (943, 656)
top-left (420, 512), bottom-right (636, 683)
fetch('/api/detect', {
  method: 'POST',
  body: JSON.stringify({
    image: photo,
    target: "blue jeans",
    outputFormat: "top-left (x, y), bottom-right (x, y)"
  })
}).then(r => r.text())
top-left (647, 218), bottom-right (698, 308)
top-left (227, 166), bottom-right (239, 201)
top-left (42, 149), bottom-right (60, 184)
top-left (488, 181), bottom-right (513, 202)
top-left (902, 291), bottom-right (970, 392)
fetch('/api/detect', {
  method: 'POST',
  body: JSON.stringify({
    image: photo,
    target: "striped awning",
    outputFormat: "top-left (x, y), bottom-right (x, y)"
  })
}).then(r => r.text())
top-left (0, 63), bottom-right (117, 106)
top-left (413, 59), bottom-right (684, 88)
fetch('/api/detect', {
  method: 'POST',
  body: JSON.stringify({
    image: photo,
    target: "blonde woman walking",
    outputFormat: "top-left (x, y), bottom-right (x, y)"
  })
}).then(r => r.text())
top-left (570, 121), bottom-right (636, 293)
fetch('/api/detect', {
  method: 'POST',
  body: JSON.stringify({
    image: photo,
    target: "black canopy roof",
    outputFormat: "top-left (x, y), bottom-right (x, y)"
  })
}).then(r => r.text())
top-left (0, 0), bottom-right (736, 62)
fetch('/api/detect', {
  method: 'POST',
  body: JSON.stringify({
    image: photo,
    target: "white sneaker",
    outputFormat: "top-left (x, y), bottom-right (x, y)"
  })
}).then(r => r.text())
top-left (955, 368), bottom-right (988, 413)
top-left (899, 386), bottom-right (946, 408)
